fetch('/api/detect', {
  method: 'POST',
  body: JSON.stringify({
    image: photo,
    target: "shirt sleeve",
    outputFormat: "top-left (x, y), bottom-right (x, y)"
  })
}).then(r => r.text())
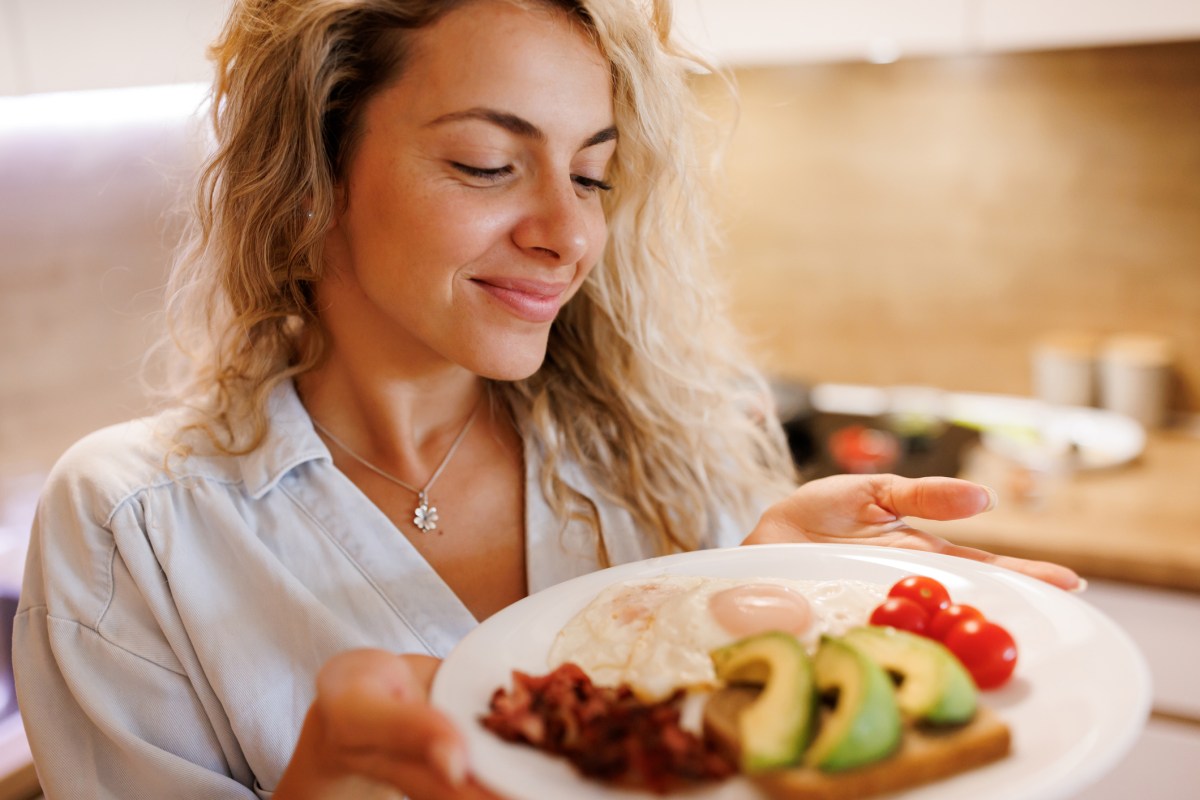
top-left (13, 609), bottom-right (263, 800)
top-left (12, 449), bottom-right (262, 800)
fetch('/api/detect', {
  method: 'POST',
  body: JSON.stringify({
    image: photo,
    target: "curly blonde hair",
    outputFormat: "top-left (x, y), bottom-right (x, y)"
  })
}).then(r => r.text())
top-left (162, 0), bottom-right (797, 560)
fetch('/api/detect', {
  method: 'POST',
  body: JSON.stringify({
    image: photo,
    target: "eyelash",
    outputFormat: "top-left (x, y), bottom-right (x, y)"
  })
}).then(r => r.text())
top-left (451, 163), bottom-right (613, 194)
top-left (452, 163), bottom-right (513, 181)
top-left (573, 175), bottom-right (614, 193)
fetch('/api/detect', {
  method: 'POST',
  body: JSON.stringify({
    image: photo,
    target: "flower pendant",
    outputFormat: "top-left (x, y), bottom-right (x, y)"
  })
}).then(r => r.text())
top-left (413, 493), bottom-right (439, 533)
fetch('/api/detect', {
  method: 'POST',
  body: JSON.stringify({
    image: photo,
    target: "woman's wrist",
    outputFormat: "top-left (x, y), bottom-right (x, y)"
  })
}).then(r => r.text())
top-left (742, 499), bottom-right (802, 546)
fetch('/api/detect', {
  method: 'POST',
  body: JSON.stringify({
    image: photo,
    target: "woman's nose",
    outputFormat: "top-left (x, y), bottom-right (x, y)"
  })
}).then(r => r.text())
top-left (512, 179), bottom-right (591, 265)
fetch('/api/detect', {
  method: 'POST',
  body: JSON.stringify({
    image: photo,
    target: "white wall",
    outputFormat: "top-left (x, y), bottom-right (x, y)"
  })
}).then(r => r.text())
top-left (1, 0), bottom-right (1199, 96)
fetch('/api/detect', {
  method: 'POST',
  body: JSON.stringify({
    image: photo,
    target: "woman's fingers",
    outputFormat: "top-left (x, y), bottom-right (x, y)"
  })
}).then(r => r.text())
top-left (875, 475), bottom-right (997, 521)
top-left (878, 480), bottom-right (1083, 589)
top-left (744, 474), bottom-right (1083, 591)
top-left (403, 653), bottom-right (442, 695)
top-left (929, 536), bottom-right (1082, 590)
top-left (278, 650), bottom-right (497, 799)
top-left (884, 526), bottom-right (1082, 590)
top-left (342, 759), bottom-right (503, 800)
top-left (314, 649), bottom-right (466, 786)
top-left (744, 474), bottom-right (997, 544)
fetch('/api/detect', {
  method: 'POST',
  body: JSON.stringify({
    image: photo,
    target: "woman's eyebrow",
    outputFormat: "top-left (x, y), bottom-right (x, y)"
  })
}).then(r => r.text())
top-left (426, 107), bottom-right (617, 148)
top-left (583, 126), bottom-right (618, 148)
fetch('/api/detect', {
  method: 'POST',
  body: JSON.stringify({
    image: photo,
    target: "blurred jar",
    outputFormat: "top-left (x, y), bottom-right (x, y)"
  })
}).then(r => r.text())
top-left (1031, 331), bottom-right (1098, 407)
top-left (1098, 334), bottom-right (1173, 428)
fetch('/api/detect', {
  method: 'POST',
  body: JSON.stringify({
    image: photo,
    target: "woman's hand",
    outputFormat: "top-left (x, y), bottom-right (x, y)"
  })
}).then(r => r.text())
top-left (743, 474), bottom-right (1082, 591)
top-left (274, 649), bottom-right (503, 800)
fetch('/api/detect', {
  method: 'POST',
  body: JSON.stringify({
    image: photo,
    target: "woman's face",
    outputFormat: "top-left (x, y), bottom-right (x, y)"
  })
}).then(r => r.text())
top-left (322, 0), bottom-right (616, 381)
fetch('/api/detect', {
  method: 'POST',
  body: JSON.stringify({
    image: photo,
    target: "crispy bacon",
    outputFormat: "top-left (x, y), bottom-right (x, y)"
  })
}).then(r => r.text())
top-left (480, 663), bottom-right (736, 794)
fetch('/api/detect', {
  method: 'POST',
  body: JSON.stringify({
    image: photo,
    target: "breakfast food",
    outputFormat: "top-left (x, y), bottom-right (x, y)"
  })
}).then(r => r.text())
top-left (704, 684), bottom-right (1011, 800)
top-left (480, 662), bottom-right (736, 793)
top-left (482, 572), bottom-right (1015, 798)
top-left (841, 627), bottom-right (976, 725)
top-left (710, 632), bottom-right (816, 773)
top-left (547, 575), bottom-right (885, 701)
top-left (868, 576), bottom-right (1019, 689)
top-left (803, 636), bottom-right (903, 771)
top-left (702, 628), bottom-right (1010, 799)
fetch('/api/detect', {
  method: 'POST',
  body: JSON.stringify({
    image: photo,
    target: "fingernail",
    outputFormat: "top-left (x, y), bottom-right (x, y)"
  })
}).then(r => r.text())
top-left (1069, 577), bottom-right (1089, 593)
top-left (430, 740), bottom-right (467, 787)
top-left (981, 485), bottom-right (998, 512)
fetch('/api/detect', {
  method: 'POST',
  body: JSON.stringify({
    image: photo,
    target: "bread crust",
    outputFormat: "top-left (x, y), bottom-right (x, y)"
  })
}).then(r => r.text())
top-left (704, 687), bottom-right (1011, 800)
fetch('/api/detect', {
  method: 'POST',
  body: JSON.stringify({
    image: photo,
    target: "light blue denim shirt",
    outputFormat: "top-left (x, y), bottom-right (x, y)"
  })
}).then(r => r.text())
top-left (13, 381), bottom-right (747, 799)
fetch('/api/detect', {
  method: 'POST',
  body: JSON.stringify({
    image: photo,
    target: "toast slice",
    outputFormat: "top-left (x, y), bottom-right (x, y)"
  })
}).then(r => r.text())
top-left (703, 687), bottom-right (1011, 800)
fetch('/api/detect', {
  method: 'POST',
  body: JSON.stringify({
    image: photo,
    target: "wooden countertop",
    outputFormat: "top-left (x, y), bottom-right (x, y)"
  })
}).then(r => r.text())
top-left (922, 427), bottom-right (1200, 593)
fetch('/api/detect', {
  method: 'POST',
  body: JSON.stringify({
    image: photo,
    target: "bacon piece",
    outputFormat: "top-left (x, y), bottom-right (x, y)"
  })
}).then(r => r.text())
top-left (480, 663), bottom-right (736, 794)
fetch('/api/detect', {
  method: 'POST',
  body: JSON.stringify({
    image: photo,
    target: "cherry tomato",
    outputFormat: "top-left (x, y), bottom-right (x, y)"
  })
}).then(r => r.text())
top-left (942, 619), bottom-right (1018, 689)
top-left (888, 576), bottom-right (951, 617)
top-left (869, 597), bottom-right (930, 635)
top-left (927, 603), bottom-right (986, 641)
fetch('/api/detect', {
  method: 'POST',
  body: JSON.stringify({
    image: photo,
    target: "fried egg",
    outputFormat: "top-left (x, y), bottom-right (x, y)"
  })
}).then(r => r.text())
top-left (547, 575), bottom-right (886, 701)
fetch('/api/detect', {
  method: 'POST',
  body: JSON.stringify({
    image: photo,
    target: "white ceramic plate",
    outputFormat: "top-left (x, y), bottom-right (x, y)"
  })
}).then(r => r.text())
top-left (946, 392), bottom-right (1146, 470)
top-left (432, 544), bottom-right (1150, 800)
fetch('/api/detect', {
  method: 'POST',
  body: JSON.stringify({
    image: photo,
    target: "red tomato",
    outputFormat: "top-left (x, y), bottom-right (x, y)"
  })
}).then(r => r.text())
top-left (869, 597), bottom-right (930, 635)
top-left (888, 576), bottom-right (952, 616)
top-left (928, 603), bottom-right (986, 641)
top-left (942, 619), bottom-right (1018, 689)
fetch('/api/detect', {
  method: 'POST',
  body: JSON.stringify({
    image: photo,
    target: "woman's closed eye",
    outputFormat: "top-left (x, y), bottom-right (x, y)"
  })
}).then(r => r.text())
top-left (450, 162), bottom-right (612, 194)
top-left (572, 175), bottom-right (613, 194)
top-left (451, 162), bottom-right (513, 182)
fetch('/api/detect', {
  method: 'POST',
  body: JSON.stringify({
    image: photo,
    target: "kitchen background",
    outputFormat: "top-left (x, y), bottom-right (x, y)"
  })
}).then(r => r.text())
top-left (1, 1), bottom-right (1199, 798)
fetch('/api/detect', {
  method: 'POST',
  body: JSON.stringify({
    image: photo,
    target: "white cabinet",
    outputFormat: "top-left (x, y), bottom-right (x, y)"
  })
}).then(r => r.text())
top-left (4, 1), bottom-right (1200, 95)
top-left (674, 0), bottom-right (1200, 66)
top-left (1073, 717), bottom-right (1200, 799)
top-left (0, 0), bottom-right (228, 95)
top-left (673, 0), bottom-right (970, 65)
top-left (1082, 579), bottom-right (1200, 719)
top-left (977, 0), bottom-right (1200, 52)
top-left (0, 11), bottom-right (18, 96)
top-left (11, 0), bottom-right (227, 94)
top-left (1071, 579), bottom-right (1200, 797)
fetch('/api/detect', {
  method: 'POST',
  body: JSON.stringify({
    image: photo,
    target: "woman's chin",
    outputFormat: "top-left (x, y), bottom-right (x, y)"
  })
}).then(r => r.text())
top-left (463, 342), bottom-right (549, 383)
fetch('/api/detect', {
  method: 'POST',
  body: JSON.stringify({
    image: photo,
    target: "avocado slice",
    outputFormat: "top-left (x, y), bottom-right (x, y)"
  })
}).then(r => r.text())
top-left (843, 625), bottom-right (977, 726)
top-left (710, 632), bottom-right (817, 773)
top-left (804, 636), bottom-right (902, 772)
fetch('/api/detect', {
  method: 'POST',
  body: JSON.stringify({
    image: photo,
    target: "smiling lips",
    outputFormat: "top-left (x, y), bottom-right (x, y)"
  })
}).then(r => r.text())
top-left (472, 276), bottom-right (571, 323)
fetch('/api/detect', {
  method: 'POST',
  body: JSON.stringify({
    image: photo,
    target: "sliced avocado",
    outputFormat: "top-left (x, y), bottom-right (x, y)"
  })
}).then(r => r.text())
top-left (710, 632), bottom-right (817, 773)
top-left (843, 625), bottom-right (977, 726)
top-left (804, 635), bottom-right (902, 772)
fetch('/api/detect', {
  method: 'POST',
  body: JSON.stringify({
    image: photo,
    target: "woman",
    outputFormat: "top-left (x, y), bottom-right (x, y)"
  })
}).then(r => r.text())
top-left (13, 1), bottom-right (1078, 798)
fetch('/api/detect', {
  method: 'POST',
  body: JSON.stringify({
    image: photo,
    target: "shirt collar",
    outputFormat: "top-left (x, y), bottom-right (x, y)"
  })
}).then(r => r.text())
top-left (239, 379), bottom-right (331, 499)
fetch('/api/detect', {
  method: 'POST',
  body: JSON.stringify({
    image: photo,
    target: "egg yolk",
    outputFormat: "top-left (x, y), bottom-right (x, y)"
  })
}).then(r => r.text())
top-left (708, 584), bottom-right (814, 638)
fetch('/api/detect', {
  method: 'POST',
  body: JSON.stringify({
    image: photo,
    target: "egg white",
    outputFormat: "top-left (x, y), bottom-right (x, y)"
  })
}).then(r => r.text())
top-left (547, 575), bottom-right (885, 701)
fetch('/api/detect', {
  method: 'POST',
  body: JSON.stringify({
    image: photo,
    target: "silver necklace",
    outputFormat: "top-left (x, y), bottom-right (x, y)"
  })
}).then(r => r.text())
top-left (312, 400), bottom-right (481, 534)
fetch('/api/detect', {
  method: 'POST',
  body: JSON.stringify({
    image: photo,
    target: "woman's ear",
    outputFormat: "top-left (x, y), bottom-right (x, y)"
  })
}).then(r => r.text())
top-left (325, 182), bottom-right (349, 232)
top-left (302, 181), bottom-right (346, 233)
